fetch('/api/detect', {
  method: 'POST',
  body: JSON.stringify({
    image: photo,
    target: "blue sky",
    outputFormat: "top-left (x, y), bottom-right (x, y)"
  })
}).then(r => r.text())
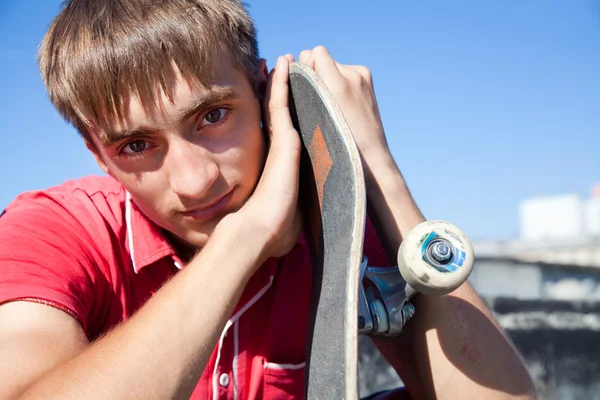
top-left (0, 1), bottom-right (598, 240)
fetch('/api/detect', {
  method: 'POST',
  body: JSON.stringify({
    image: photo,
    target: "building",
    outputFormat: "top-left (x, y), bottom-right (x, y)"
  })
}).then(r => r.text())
top-left (359, 184), bottom-right (600, 399)
top-left (468, 183), bottom-right (600, 399)
top-left (472, 183), bottom-right (600, 301)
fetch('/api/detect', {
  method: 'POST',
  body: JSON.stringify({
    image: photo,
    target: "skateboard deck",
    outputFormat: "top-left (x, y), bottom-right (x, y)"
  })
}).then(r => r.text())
top-left (288, 62), bottom-right (365, 399)
top-left (288, 62), bottom-right (475, 399)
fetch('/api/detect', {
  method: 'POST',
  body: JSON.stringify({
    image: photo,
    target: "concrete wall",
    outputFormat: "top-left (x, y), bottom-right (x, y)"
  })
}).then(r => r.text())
top-left (357, 260), bottom-right (600, 399)
top-left (358, 297), bottom-right (600, 399)
top-left (469, 259), bottom-right (543, 299)
top-left (488, 298), bottom-right (600, 400)
top-left (470, 258), bottom-right (600, 301)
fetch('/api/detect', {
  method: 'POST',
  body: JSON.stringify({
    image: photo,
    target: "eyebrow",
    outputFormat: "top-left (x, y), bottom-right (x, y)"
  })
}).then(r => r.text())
top-left (99, 87), bottom-right (240, 147)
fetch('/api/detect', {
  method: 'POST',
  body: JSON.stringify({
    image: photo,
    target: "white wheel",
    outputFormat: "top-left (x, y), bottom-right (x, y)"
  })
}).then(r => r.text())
top-left (397, 220), bottom-right (474, 296)
top-left (369, 298), bottom-right (389, 334)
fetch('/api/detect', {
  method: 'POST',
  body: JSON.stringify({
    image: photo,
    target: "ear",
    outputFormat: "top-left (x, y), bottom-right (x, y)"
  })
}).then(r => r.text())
top-left (255, 58), bottom-right (269, 101)
top-left (85, 139), bottom-right (111, 176)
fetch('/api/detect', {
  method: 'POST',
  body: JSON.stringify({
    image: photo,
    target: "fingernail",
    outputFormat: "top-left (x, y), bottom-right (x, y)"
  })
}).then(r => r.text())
top-left (276, 56), bottom-right (283, 69)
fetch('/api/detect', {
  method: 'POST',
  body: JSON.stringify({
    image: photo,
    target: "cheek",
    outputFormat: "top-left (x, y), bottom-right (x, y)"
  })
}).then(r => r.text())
top-left (127, 187), bottom-right (175, 230)
top-left (214, 135), bottom-right (263, 193)
top-left (108, 169), bottom-right (171, 217)
top-left (219, 116), bottom-right (266, 173)
top-left (239, 126), bottom-right (266, 175)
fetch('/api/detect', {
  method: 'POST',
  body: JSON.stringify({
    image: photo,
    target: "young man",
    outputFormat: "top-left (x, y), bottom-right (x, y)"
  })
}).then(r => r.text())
top-left (0, 1), bottom-right (535, 399)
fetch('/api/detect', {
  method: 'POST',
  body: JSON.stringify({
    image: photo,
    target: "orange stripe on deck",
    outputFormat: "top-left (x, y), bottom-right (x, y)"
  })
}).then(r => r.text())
top-left (310, 125), bottom-right (333, 209)
top-left (308, 125), bottom-right (333, 247)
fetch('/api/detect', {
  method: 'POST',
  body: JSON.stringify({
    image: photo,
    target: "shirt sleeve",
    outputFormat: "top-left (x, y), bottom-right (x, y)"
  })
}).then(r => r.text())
top-left (0, 192), bottom-right (103, 334)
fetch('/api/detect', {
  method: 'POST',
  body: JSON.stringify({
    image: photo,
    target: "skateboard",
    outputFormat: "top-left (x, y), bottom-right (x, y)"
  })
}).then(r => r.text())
top-left (287, 62), bottom-right (474, 399)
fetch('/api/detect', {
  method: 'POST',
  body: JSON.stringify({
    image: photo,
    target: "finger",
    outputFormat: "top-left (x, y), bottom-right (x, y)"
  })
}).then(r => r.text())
top-left (262, 63), bottom-right (277, 139)
top-left (311, 46), bottom-right (347, 92)
top-left (263, 56), bottom-right (293, 135)
top-left (265, 56), bottom-right (296, 140)
top-left (306, 51), bottom-right (316, 69)
top-left (299, 49), bottom-right (312, 64)
top-left (336, 63), bottom-right (373, 84)
top-left (299, 49), bottom-right (316, 69)
top-left (259, 56), bottom-right (300, 192)
top-left (284, 53), bottom-right (295, 64)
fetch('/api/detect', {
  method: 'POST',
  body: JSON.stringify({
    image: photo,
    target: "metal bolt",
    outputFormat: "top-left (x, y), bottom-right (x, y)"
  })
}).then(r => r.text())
top-left (358, 316), bottom-right (366, 330)
top-left (430, 240), bottom-right (452, 263)
top-left (401, 303), bottom-right (416, 324)
top-left (368, 299), bottom-right (381, 333)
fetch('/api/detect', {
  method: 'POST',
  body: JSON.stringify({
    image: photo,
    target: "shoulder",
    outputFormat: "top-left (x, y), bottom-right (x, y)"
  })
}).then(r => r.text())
top-left (3, 175), bottom-right (126, 225)
top-left (0, 176), bottom-right (128, 336)
top-left (0, 175), bottom-right (130, 265)
top-left (6, 174), bottom-right (125, 207)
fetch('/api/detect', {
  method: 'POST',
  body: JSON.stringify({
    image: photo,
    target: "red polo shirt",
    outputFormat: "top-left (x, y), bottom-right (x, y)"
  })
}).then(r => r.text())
top-left (0, 175), bottom-right (388, 399)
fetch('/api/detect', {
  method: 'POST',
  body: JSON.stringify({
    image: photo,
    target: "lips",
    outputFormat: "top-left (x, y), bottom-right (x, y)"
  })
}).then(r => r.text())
top-left (181, 189), bottom-right (235, 221)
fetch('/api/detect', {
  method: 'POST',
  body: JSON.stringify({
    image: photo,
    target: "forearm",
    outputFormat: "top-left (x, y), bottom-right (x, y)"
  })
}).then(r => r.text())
top-left (407, 283), bottom-right (534, 399)
top-left (362, 150), bottom-right (424, 254)
top-left (294, 48), bottom-right (535, 398)
top-left (20, 227), bottom-right (260, 400)
top-left (364, 151), bottom-right (535, 399)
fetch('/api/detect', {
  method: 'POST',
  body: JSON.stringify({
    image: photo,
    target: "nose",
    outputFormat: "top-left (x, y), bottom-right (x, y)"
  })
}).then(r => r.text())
top-left (166, 139), bottom-right (219, 200)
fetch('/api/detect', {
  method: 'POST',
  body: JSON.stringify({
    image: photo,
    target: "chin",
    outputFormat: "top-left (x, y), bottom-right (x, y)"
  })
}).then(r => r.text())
top-left (159, 223), bottom-right (210, 256)
top-left (182, 224), bottom-right (218, 247)
top-left (169, 204), bottom-right (241, 252)
top-left (178, 229), bottom-right (209, 247)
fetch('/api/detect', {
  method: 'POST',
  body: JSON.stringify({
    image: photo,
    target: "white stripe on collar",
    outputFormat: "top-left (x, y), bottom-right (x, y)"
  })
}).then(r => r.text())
top-left (126, 192), bottom-right (182, 273)
top-left (125, 191), bottom-right (139, 274)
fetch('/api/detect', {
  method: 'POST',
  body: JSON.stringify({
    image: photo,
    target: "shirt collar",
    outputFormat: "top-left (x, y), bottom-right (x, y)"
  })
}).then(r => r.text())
top-left (125, 191), bottom-right (308, 274)
top-left (125, 191), bottom-right (181, 274)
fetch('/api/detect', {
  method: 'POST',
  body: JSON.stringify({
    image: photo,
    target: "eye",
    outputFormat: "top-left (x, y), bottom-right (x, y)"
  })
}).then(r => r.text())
top-left (200, 108), bottom-right (228, 127)
top-left (122, 140), bottom-right (150, 154)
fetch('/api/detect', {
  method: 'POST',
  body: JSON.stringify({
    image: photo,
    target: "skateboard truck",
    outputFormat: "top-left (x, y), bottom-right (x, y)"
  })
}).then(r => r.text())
top-left (358, 255), bottom-right (417, 337)
top-left (358, 221), bottom-right (475, 337)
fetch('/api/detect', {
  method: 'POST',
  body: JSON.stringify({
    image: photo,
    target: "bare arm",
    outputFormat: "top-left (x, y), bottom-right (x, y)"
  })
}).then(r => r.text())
top-left (364, 156), bottom-right (535, 399)
top-left (0, 302), bottom-right (89, 399)
top-left (297, 46), bottom-right (536, 399)
top-left (0, 55), bottom-right (301, 400)
top-left (14, 230), bottom-right (259, 400)
top-left (0, 236), bottom-right (252, 399)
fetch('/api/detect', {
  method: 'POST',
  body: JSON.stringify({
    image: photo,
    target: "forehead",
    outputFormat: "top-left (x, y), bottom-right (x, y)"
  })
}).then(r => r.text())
top-left (94, 56), bottom-right (253, 142)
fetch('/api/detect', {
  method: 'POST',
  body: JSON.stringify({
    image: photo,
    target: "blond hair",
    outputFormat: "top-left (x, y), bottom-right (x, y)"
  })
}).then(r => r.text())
top-left (38, 0), bottom-right (259, 138)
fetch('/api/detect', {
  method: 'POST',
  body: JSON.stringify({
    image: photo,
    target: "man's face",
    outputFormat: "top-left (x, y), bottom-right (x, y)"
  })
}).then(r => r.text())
top-left (89, 56), bottom-right (268, 250)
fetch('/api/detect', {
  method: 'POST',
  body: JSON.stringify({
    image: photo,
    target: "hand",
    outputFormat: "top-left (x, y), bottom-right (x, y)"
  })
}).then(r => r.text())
top-left (298, 46), bottom-right (393, 169)
top-left (217, 55), bottom-right (302, 266)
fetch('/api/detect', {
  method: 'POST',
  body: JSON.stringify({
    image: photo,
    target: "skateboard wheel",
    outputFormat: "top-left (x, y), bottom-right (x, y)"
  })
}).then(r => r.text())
top-left (397, 220), bottom-right (474, 296)
top-left (368, 298), bottom-right (389, 334)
